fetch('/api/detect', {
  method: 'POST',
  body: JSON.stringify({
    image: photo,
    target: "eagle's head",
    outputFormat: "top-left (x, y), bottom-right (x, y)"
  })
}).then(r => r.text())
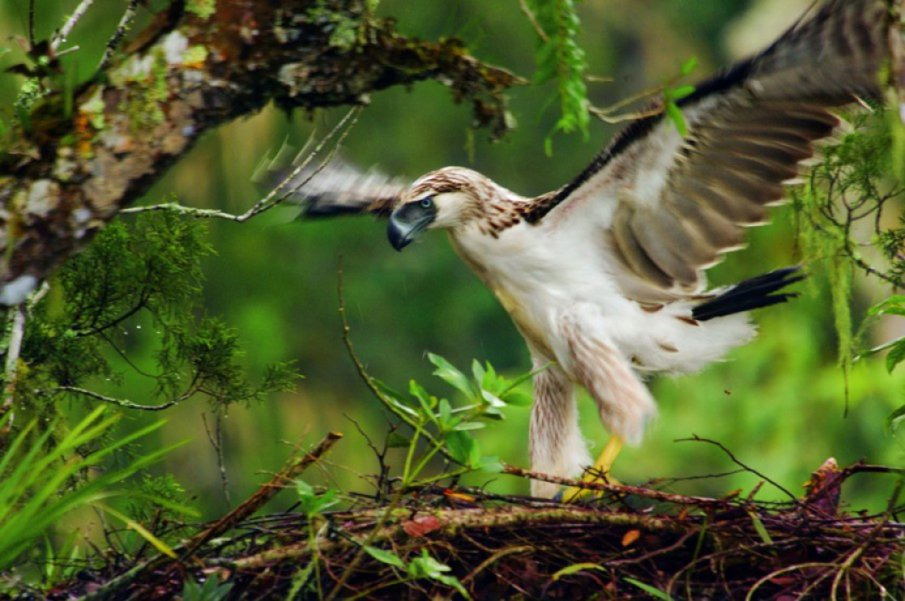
top-left (387, 166), bottom-right (495, 251)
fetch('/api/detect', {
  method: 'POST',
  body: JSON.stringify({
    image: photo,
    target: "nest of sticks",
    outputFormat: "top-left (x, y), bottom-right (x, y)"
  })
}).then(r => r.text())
top-left (39, 433), bottom-right (904, 601)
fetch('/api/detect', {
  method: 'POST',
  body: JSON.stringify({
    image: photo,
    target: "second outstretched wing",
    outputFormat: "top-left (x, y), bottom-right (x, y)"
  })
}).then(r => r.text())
top-left (531, 0), bottom-right (897, 302)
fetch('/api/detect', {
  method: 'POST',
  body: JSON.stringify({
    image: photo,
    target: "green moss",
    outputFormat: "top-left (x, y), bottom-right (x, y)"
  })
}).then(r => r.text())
top-left (119, 49), bottom-right (170, 132)
top-left (307, 1), bottom-right (362, 51)
top-left (183, 45), bottom-right (209, 67)
top-left (186, 0), bottom-right (216, 20)
top-left (80, 91), bottom-right (106, 130)
top-left (791, 110), bottom-right (905, 402)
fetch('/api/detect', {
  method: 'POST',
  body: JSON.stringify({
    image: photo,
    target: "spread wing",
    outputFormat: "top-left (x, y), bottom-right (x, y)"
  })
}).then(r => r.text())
top-left (259, 155), bottom-right (407, 218)
top-left (532, 0), bottom-right (897, 302)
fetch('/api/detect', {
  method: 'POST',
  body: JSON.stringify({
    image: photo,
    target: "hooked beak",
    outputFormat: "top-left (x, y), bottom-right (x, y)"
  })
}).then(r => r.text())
top-left (387, 203), bottom-right (436, 251)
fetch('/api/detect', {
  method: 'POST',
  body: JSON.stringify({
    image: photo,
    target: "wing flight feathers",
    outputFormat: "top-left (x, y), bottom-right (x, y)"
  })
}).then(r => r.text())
top-left (294, 159), bottom-right (406, 218)
top-left (538, 0), bottom-right (898, 300)
top-left (257, 154), bottom-right (406, 219)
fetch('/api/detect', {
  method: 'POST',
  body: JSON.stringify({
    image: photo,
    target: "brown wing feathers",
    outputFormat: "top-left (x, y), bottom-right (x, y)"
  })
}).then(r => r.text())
top-left (289, 159), bottom-right (406, 219)
top-left (612, 0), bottom-right (893, 293)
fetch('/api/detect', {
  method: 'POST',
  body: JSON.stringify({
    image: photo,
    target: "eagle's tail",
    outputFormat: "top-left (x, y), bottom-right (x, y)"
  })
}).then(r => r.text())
top-left (692, 266), bottom-right (805, 322)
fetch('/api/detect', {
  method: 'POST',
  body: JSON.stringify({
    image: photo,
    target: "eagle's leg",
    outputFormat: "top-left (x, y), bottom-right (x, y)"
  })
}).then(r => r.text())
top-left (528, 359), bottom-right (590, 498)
top-left (558, 307), bottom-right (657, 500)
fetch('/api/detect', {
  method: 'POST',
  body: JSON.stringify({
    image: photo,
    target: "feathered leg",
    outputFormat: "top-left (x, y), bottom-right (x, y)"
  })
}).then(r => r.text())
top-left (560, 308), bottom-right (658, 448)
top-left (529, 358), bottom-right (590, 498)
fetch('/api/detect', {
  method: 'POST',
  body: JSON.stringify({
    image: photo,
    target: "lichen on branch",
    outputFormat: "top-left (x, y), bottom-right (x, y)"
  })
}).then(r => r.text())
top-left (0, 0), bottom-right (518, 296)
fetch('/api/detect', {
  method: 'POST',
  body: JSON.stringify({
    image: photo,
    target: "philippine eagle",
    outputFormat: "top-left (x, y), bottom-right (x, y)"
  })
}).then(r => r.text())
top-left (295, 0), bottom-right (902, 497)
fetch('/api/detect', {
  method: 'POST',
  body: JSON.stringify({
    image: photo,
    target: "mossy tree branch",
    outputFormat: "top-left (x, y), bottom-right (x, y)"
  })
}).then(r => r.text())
top-left (0, 0), bottom-right (518, 297)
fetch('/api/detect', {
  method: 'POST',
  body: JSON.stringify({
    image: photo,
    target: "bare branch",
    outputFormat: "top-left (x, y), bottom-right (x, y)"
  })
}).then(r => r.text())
top-left (121, 107), bottom-right (362, 221)
top-left (1, 305), bottom-right (26, 430)
top-left (50, 0), bottom-right (95, 53)
top-left (517, 0), bottom-right (549, 42)
top-left (56, 385), bottom-right (180, 411)
top-left (676, 435), bottom-right (799, 502)
top-left (203, 411), bottom-right (233, 505)
top-left (96, 0), bottom-right (141, 73)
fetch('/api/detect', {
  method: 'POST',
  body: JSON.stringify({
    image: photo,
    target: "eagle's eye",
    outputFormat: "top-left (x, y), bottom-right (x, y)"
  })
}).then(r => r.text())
top-left (419, 197), bottom-right (434, 209)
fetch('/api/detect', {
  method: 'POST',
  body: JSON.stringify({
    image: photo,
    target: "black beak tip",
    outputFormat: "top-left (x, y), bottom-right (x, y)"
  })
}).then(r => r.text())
top-left (387, 225), bottom-right (412, 252)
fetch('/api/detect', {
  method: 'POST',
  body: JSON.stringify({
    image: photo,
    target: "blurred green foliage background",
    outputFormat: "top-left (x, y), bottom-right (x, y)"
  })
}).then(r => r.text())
top-left (2, 0), bottom-right (903, 528)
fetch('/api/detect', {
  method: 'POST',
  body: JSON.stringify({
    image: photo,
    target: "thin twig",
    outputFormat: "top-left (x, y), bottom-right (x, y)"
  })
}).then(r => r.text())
top-left (1, 305), bottom-right (27, 431)
top-left (78, 432), bottom-right (343, 601)
top-left (121, 107), bottom-right (362, 221)
top-left (461, 545), bottom-right (534, 585)
top-left (336, 258), bottom-right (453, 462)
top-left (96, 0), bottom-right (141, 73)
top-left (517, 0), bottom-right (548, 41)
top-left (589, 103), bottom-right (663, 124)
top-left (27, 0), bottom-right (36, 49)
top-left (502, 463), bottom-right (735, 508)
top-left (56, 385), bottom-right (180, 411)
top-left (51, 0), bottom-right (95, 53)
top-left (184, 432), bottom-right (344, 556)
top-left (676, 435), bottom-right (799, 502)
top-left (203, 412), bottom-right (232, 505)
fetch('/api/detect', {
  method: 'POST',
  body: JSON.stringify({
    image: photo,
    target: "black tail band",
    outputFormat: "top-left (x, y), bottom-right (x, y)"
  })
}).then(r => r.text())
top-left (692, 266), bottom-right (805, 321)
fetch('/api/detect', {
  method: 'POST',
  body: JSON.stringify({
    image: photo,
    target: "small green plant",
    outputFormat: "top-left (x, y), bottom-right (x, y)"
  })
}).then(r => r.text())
top-left (793, 108), bottom-right (905, 401)
top-left (524, 0), bottom-right (591, 154)
top-left (372, 352), bottom-right (534, 486)
top-left (662, 57), bottom-right (698, 136)
top-left (12, 210), bottom-right (299, 421)
top-left (182, 573), bottom-right (234, 601)
top-left (0, 406), bottom-right (185, 570)
top-left (287, 479), bottom-right (342, 599)
top-left (364, 546), bottom-right (471, 600)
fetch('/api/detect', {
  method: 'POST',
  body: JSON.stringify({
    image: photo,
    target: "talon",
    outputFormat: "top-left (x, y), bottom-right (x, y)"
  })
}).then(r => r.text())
top-left (555, 436), bottom-right (625, 502)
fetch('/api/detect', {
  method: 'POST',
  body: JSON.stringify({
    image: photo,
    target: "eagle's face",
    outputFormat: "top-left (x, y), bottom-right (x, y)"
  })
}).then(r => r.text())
top-left (387, 167), bottom-right (487, 251)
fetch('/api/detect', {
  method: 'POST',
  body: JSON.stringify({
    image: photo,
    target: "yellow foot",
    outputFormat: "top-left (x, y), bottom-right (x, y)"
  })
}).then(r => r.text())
top-left (558, 436), bottom-right (624, 502)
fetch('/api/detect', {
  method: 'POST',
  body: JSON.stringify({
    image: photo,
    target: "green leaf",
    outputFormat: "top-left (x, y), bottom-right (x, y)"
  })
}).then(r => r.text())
top-left (552, 562), bottom-right (605, 581)
top-left (480, 389), bottom-right (506, 409)
top-left (182, 573), bottom-right (234, 601)
top-left (407, 550), bottom-right (471, 599)
top-left (666, 84), bottom-right (696, 101)
top-left (623, 577), bottom-right (674, 601)
top-left (479, 360), bottom-right (498, 388)
top-left (471, 359), bottom-right (486, 384)
top-left (452, 421), bottom-right (486, 431)
top-left (295, 480), bottom-right (339, 517)
top-left (364, 545), bottom-right (406, 569)
top-left (887, 405), bottom-right (905, 433)
top-left (478, 456), bottom-right (503, 473)
top-left (438, 398), bottom-right (453, 429)
top-left (409, 379), bottom-right (437, 414)
top-left (868, 295), bottom-right (905, 317)
top-left (434, 573), bottom-right (471, 600)
top-left (373, 380), bottom-right (418, 418)
top-left (665, 102), bottom-right (688, 137)
top-left (386, 431), bottom-right (411, 448)
top-left (680, 56), bottom-right (699, 76)
top-left (748, 511), bottom-right (774, 545)
top-left (429, 353), bottom-right (474, 398)
top-left (445, 430), bottom-right (476, 466)
top-left (501, 390), bottom-right (533, 407)
top-left (526, 0), bottom-right (590, 152)
top-left (886, 341), bottom-right (905, 373)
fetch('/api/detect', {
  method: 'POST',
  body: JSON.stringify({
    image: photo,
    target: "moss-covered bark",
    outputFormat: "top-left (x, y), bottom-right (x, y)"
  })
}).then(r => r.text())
top-left (0, 0), bottom-right (517, 298)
